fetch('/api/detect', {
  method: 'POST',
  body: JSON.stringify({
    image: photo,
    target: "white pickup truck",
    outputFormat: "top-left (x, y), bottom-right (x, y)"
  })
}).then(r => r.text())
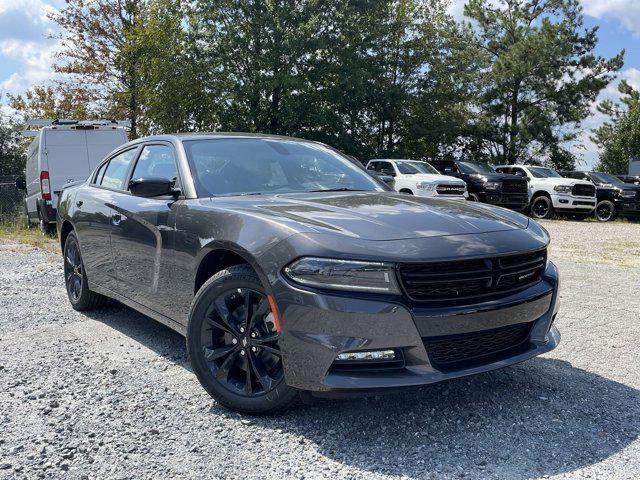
top-left (494, 164), bottom-right (596, 219)
top-left (366, 159), bottom-right (467, 200)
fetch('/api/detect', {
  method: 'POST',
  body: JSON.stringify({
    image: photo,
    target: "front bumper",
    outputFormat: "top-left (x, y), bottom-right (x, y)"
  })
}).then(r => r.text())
top-left (481, 192), bottom-right (529, 210)
top-left (551, 193), bottom-right (595, 211)
top-left (273, 260), bottom-right (560, 392)
top-left (617, 198), bottom-right (640, 214)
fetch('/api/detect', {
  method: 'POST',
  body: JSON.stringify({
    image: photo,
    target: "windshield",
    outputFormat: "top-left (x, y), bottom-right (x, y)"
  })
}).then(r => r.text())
top-left (529, 167), bottom-right (563, 178)
top-left (457, 161), bottom-right (496, 174)
top-left (183, 138), bottom-right (384, 197)
top-left (395, 161), bottom-right (439, 175)
top-left (590, 172), bottom-right (625, 185)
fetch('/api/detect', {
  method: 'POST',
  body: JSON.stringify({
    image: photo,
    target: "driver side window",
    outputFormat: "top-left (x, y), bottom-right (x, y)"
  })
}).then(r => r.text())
top-left (130, 145), bottom-right (180, 190)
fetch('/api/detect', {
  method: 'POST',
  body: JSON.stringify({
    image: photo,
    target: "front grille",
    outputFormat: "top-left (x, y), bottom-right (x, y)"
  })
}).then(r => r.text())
top-left (424, 322), bottom-right (533, 370)
top-left (572, 184), bottom-right (596, 197)
top-left (436, 184), bottom-right (466, 196)
top-left (398, 249), bottom-right (546, 302)
top-left (501, 179), bottom-right (528, 194)
top-left (636, 190), bottom-right (640, 201)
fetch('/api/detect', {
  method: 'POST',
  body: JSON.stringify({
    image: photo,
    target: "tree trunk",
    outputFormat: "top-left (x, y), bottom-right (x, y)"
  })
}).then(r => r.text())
top-left (507, 81), bottom-right (521, 164)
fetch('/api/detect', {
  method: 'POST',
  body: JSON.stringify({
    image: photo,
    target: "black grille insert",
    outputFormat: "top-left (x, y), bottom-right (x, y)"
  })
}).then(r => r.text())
top-left (501, 179), bottom-right (528, 194)
top-left (398, 249), bottom-right (546, 302)
top-left (572, 184), bottom-right (596, 197)
top-left (424, 322), bottom-right (533, 370)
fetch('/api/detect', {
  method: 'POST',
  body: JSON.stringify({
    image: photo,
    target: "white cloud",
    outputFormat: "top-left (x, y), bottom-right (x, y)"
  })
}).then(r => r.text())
top-left (581, 0), bottom-right (640, 37)
top-left (0, 0), bottom-right (61, 96)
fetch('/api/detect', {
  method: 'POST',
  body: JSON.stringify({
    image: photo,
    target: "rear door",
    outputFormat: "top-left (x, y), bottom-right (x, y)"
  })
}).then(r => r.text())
top-left (85, 129), bottom-right (128, 171)
top-left (109, 142), bottom-right (182, 316)
top-left (73, 147), bottom-right (139, 292)
top-left (43, 130), bottom-right (90, 206)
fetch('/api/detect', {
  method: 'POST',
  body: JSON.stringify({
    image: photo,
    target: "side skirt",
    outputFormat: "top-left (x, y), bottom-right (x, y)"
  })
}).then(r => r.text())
top-left (90, 282), bottom-right (187, 336)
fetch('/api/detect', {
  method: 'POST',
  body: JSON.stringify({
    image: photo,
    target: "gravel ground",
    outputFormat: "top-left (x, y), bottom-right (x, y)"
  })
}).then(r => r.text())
top-left (0, 220), bottom-right (639, 479)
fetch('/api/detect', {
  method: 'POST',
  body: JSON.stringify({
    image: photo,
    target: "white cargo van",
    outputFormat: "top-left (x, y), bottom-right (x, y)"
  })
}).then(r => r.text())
top-left (18, 120), bottom-right (128, 234)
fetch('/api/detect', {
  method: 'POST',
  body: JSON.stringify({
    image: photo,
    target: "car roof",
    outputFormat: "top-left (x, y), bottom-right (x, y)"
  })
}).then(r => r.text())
top-left (123, 132), bottom-right (324, 146)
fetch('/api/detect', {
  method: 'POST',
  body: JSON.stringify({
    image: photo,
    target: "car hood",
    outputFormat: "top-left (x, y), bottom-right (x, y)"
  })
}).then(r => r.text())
top-left (468, 173), bottom-right (524, 182)
top-left (538, 177), bottom-right (590, 187)
top-left (208, 191), bottom-right (530, 241)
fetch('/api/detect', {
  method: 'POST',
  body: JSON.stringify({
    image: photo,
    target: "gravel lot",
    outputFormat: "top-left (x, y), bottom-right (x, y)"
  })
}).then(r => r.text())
top-left (0, 220), bottom-right (639, 479)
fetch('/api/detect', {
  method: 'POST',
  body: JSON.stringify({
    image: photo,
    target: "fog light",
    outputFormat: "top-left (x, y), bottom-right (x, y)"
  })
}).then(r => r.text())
top-left (336, 350), bottom-right (396, 361)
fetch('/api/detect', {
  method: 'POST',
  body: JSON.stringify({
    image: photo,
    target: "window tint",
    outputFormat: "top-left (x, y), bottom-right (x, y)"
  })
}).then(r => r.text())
top-left (183, 138), bottom-right (383, 197)
top-left (131, 145), bottom-right (179, 187)
top-left (396, 161), bottom-right (439, 175)
top-left (511, 168), bottom-right (527, 177)
top-left (100, 149), bottom-right (137, 190)
top-left (366, 162), bottom-right (377, 171)
top-left (93, 161), bottom-right (109, 184)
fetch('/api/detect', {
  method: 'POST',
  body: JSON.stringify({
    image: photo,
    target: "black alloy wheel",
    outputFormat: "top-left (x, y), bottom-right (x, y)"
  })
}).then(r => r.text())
top-left (187, 265), bottom-right (298, 414)
top-left (530, 196), bottom-right (553, 219)
top-left (64, 240), bottom-right (83, 303)
top-left (595, 200), bottom-right (617, 222)
top-left (63, 231), bottom-right (108, 310)
top-left (201, 287), bottom-right (282, 397)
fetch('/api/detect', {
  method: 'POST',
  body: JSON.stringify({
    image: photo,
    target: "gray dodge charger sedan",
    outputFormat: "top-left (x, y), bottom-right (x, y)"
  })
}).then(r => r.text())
top-left (57, 133), bottom-right (560, 414)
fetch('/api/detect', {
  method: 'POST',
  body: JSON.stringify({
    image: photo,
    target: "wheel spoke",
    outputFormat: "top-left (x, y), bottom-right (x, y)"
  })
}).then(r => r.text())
top-left (253, 332), bottom-right (279, 345)
top-left (249, 354), bottom-right (273, 392)
top-left (249, 297), bottom-right (270, 329)
top-left (215, 350), bottom-right (238, 382)
top-left (205, 316), bottom-right (233, 334)
top-left (211, 298), bottom-right (239, 333)
top-left (203, 345), bottom-right (235, 362)
top-left (243, 356), bottom-right (253, 394)
top-left (260, 344), bottom-right (282, 357)
top-left (243, 289), bottom-right (254, 327)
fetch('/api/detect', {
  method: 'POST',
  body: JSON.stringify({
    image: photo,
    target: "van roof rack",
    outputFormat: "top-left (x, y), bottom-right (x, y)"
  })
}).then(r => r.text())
top-left (22, 118), bottom-right (131, 136)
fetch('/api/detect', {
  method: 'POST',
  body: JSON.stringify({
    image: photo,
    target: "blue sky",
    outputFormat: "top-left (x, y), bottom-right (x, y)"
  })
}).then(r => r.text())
top-left (1, 0), bottom-right (638, 168)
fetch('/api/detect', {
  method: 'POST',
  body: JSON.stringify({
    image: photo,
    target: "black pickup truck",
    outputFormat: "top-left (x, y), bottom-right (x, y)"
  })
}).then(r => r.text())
top-left (430, 159), bottom-right (529, 211)
top-left (563, 171), bottom-right (640, 221)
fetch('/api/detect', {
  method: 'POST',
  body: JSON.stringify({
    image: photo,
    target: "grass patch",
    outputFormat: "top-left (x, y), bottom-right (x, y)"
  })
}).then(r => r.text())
top-left (0, 219), bottom-right (59, 253)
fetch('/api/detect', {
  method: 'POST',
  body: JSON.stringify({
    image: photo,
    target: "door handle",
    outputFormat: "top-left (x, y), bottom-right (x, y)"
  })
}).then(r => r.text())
top-left (112, 213), bottom-right (122, 225)
top-left (76, 200), bottom-right (83, 208)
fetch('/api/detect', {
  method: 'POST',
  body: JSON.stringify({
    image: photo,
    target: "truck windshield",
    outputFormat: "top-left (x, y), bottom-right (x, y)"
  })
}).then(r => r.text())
top-left (457, 162), bottom-right (496, 175)
top-left (183, 138), bottom-right (385, 197)
top-left (395, 161), bottom-right (439, 175)
top-left (529, 167), bottom-right (563, 178)
top-left (590, 172), bottom-right (625, 186)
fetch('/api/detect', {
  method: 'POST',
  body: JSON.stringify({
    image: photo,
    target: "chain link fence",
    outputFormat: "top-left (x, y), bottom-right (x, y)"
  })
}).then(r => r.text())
top-left (0, 176), bottom-right (26, 224)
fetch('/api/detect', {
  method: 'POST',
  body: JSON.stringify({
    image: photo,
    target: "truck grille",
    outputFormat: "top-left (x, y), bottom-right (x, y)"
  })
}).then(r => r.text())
top-left (436, 184), bottom-right (466, 196)
top-left (501, 179), bottom-right (528, 194)
top-left (424, 322), bottom-right (533, 370)
top-left (572, 184), bottom-right (596, 197)
top-left (397, 249), bottom-right (546, 302)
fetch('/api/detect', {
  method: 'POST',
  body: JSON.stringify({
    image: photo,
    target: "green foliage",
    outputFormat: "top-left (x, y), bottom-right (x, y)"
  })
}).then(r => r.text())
top-left (0, 97), bottom-right (24, 177)
top-left (463, 0), bottom-right (623, 168)
top-left (593, 81), bottom-right (640, 174)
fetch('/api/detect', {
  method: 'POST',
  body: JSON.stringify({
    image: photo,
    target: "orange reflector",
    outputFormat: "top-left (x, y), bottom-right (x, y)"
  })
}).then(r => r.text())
top-left (267, 295), bottom-right (281, 332)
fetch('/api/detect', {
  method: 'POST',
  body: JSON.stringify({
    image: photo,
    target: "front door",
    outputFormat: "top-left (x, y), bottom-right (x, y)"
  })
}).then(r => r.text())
top-left (109, 143), bottom-right (182, 317)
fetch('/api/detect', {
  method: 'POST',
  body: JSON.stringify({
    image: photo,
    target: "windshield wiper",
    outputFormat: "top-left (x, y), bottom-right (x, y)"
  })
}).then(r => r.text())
top-left (307, 188), bottom-right (366, 193)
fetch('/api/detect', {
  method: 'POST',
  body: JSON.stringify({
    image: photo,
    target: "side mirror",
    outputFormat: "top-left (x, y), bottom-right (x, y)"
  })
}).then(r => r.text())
top-left (129, 177), bottom-right (179, 198)
top-left (15, 176), bottom-right (26, 190)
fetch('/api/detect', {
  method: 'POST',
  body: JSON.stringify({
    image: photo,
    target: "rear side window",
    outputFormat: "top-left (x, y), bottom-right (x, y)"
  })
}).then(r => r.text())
top-left (100, 149), bottom-right (137, 190)
top-left (93, 161), bottom-right (109, 184)
top-left (130, 145), bottom-right (179, 187)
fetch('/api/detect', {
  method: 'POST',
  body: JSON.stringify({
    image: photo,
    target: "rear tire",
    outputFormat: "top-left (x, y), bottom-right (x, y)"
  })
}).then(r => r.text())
top-left (187, 265), bottom-right (298, 414)
top-left (530, 196), bottom-right (554, 219)
top-left (63, 231), bottom-right (108, 311)
top-left (39, 210), bottom-right (56, 236)
top-left (595, 200), bottom-right (617, 222)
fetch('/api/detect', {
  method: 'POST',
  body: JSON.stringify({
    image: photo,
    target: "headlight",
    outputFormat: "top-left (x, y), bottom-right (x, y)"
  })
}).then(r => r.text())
top-left (554, 185), bottom-right (572, 193)
top-left (620, 190), bottom-right (636, 198)
top-left (283, 257), bottom-right (401, 293)
top-left (416, 181), bottom-right (436, 190)
top-left (484, 181), bottom-right (500, 190)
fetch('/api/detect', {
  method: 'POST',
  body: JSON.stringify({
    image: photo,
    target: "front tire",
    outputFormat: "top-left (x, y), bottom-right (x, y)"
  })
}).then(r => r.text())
top-left (530, 196), bottom-right (554, 219)
top-left (63, 231), bottom-right (108, 310)
top-left (187, 265), bottom-right (298, 414)
top-left (595, 200), bottom-right (617, 222)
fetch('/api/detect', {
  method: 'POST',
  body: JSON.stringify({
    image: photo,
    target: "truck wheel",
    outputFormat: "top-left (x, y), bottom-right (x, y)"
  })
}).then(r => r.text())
top-left (187, 265), bottom-right (299, 414)
top-left (530, 196), bottom-right (554, 219)
top-left (595, 200), bottom-right (617, 222)
top-left (63, 231), bottom-right (109, 310)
